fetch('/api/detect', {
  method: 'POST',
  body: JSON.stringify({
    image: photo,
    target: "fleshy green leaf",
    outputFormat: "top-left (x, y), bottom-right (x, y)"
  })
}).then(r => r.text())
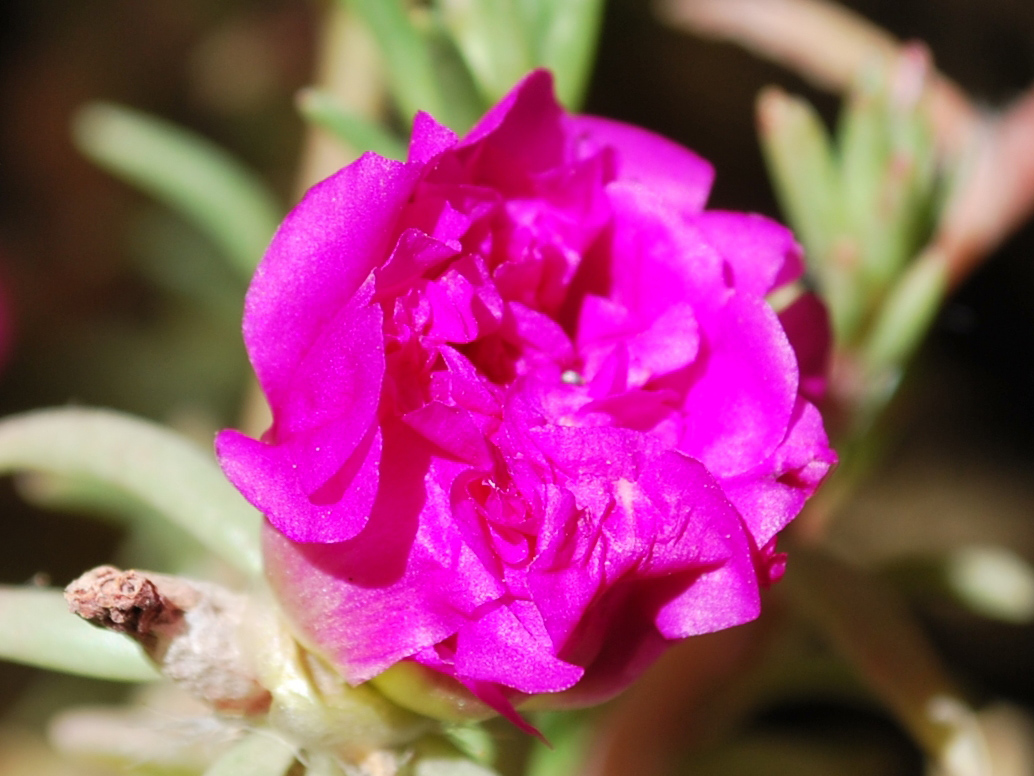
top-left (0, 408), bottom-right (262, 575)
top-left (16, 471), bottom-right (206, 573)
top-left (437, 0), bottom-right (536, 104)
top-left (535, 0), bottom-right (606, 109)
top-left (434, 0), bottom-right (603, 109)
top-left (342, 0), bottom-right (446, 121)
top-left (202, 731), bottom-right (297, 776)
top-left (410, 738), bottom-right (502, 776)
top-left (421, 16), bottom-right (489, 133)
top-left (757, 87), bottom-right (840, 267)
top-left (862, 247), bottom-right (948, 376)
top-left (757, 88), bottom-right (869, 339)
top-left (0, 587), bottom-right (158, 681)
top-left (73, 102), bottom-right (282, 278)
top-left (525, 711), bottom-right (594, 776)
top-left (441, 723), bottom-right (495, 765)
top-left (297, 88), bottom-right (407, 160)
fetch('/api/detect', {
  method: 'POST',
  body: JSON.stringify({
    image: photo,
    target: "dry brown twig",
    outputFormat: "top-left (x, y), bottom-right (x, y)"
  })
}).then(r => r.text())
top-left (655, 0), bottom-right (1034, 288)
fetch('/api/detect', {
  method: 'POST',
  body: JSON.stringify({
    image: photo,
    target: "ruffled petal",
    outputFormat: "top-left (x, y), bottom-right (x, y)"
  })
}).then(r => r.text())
top-left (216, 424), bottom-right (381, 543)
top-left (261, 423), bottom-right (504, 683)
top-left (779, 291), bottom-right (832, 404)
top-left (721, 398), bottom-right (836, 547)
top-left (565, 115), bottom-right (714, 216)
top-left (677, 293), bottom-right (798, 477)
top-left (244, 153), bottom-right (421, 408)
top-left (691, 211), bottom-right (804, 296)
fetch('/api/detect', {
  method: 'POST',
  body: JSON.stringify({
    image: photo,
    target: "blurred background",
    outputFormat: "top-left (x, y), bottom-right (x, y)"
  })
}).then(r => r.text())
top-left (2, 0), bottom-right (1034, 771)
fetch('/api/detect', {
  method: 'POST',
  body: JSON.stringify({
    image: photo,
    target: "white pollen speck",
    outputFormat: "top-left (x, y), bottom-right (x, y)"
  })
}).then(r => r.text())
top-left (561, 370), bottom-right (584, 385)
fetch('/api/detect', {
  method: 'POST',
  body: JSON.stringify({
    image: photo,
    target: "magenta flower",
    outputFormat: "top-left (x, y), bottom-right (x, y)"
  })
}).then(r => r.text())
top-left (217, 70), bottom-right (835, 722)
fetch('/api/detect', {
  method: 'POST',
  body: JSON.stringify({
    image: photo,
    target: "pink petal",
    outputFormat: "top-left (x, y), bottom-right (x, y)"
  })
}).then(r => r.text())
top-left (276, 277), bottom-right (385, 493)
top-left (677, 293), bottom-right (798, 477)
top-left (262, 423), bottom-right (504, 683)
top-left (565, 115), bottom-right (714, 216)
top-left (453, 602), bottom-right (584, 694)
top-left (778, 291), bottom-right (832, 404)
top-left (691, 211), bottom-right (804, 295)
top-left (721, 398), bottom-right (836, 546)
top-left (216, 424), bottom-right (381, 543)
top-left (409, 111), bottom-right (458, 164)
top-left (460, 70), bottom-right (566, 180)
top-left (245, 153), bottom-right (421, 408)
top-left (403, 401), bottom-right (494, 468)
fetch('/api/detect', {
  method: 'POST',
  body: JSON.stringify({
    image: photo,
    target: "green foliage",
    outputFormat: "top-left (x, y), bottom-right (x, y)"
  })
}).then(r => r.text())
top-left (297, 88), bottom-right (407, 160)
top-left (0, 408), bottom-right (262, 576)
top-left (0, 587), bottom-right (158, 681)
top-left (201, 732), bottom-right (297, 776)
top-left (73, 102), bottom-right (282, 279)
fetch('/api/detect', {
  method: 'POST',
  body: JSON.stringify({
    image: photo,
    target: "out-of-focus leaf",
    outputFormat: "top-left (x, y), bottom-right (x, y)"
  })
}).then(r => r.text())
top-left (0, 408), bottom-right (262, 576)
top-left (757, 88), bottom-right (865, 338)
top-left (945, 546), bottom-right (1034, 625)
top-left (305, 752), bottom-right (348, 776)
top-left (202, 731), bottom-right (296, 776)
top-left (535, 0), bottom-right (606, 109)
top-left (441, 723), bottom-right (495, 766)
top-left (297, 88), bottom-right (407, 160)
top-left (838, 67), bottom-right (890, 241)
top-left (435, 0), bottom-right (603, 109)
top-left (862, 247), bottom-right (947, 377)
top-left (437, 0), bottom-right (535, 103)
top-left (342, 0), bottom-right (444, 121)
top-left (15, 471), bottom-right (205, 573)
top-left (73, 102), bottom-right (282, 278)
top-left (525, 712), bottom-right (594, 776)
top-left (422, 17), bottom-right (488, 133)
top-left (786, 548), bottom-right (991, 776)
top-left (49, 703), bottom-right (246, 772)
top-left (0, 587), bottom-right (157, 681)
top-left (410, 738), bottom-right (501, 776)
top-left (757, 87), bottom-right (840, 266)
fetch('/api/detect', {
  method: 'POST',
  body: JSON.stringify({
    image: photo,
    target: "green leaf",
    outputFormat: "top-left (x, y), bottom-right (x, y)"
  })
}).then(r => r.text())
top-left (297, 88), bottom-right (407, 160)
top-left (861, 247), bottom-right (947, 375)
top-left (342, 0), bottom-right (446, 122)
top-left (441, 723), bottom-right (495, 765)
top-left (757, 87), bottom-right (840, 265)
top-left (73, 102), bottom-right (282, 279)
top-left (421, 16), bottom-right (489, 134)
top-left (436, 0), bottom-right (536, 104)
top-left (0, 587), bottom-right (158, 681)
top-left (16, 471), bottom-right (206, 573)
top-left (0, 408), bottom-right (262, 576)
top-left (536, 0), bottom-right (606, 109)
top-left (410, 738), bottom-right (502, 776)
top-left (757, 88), bottom-right (867, 341)
top-left (434, 0), bottom-right (603, 109)
top-left (202, 731), bottom-right (297, 776)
